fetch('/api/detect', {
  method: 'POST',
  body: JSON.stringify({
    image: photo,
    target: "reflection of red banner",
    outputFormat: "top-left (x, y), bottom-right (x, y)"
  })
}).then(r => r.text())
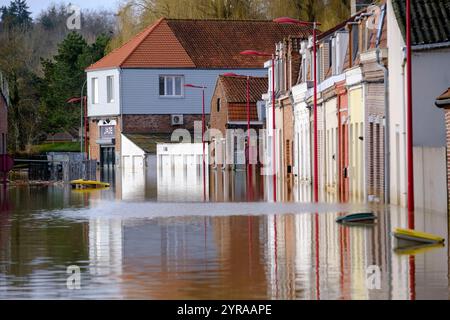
top-left (0, 154), bottom-right (14, 173)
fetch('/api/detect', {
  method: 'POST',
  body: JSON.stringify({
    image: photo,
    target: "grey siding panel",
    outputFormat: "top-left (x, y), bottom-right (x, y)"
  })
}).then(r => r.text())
top-left (121, 69), bottom-right (267, 115)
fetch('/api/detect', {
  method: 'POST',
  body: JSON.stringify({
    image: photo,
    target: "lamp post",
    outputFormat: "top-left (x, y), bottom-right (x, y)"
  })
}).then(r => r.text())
top-left (406, 0), bottom-right (415, 229)
top-left (273, 17), bottom-right (321, 203)
top-left (80, 80), bottom-right (87, 157)
top-left (240, 50), bottom-right (277, 202)
top-left (184, 83), bottom-right (207, 201)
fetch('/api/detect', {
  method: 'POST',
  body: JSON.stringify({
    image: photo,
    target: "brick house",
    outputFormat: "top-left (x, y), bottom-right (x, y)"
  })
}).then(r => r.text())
top-left (288, 3), bottom-right (388, 203)
top-left (85, 18), bottom-right (312, 167)
top-left (210, 75), bottom-right (267, 167)
top-left (271, 37), bottom-right (302, 201)
top-left (435, 88), bottom-right (450, 209)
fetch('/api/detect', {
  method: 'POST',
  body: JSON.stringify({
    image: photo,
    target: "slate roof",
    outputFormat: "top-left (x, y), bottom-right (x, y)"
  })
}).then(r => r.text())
top-left (87, 18), bottom-right (313, 70)
top-left (392, 0), bottom-right (450, 47)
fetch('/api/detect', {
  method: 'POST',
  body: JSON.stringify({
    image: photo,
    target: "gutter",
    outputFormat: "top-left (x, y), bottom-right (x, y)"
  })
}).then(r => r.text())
top-left (413, 41), bottom-right (450, 52)
top-left (375, 3), bottom-right (390, 204)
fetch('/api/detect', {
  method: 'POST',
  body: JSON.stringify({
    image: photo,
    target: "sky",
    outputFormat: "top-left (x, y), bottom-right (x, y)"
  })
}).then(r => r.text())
top-left (0, 0), bottom-right (122, 17)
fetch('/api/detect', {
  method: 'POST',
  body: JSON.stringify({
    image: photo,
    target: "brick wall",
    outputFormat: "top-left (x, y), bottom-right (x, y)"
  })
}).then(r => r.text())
top-left (88, 117), bottom-right (121, 162)
top-left (445, 109), bottom-right (450, 208)
top-left (210, 82), bottom-right (228, 135)
top-left (0, 96), bottom-right (7, 154)
top-left (122, 114), bottom-right (206, 134)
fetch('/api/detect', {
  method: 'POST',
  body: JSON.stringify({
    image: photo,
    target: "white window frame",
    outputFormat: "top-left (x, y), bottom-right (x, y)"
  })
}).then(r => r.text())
top-left (92, 77), bottom-right (99, 104)
top-left (107, 75), bottom-right (115, 103)
top-left (159, 75), bottom-right (184, 98)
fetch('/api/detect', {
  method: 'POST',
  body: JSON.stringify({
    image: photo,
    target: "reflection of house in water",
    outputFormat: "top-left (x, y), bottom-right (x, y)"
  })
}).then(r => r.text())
top-left (209, 169), bottom-right (266, 202)
top-left (211, 216), bottom-right (268, 299)
top-left (89, 219), bottom-right (123, 277)
top-left (157, 144), bottom-right (209, 202)
top-left (120, 218), bottom-right (218, 299)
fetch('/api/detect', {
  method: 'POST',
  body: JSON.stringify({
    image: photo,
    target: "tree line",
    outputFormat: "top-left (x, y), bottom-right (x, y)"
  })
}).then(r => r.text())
top-left (108, 0), bottom-right (352, 50)
top-left (0, 0), bottom-right (115, 153)
top-left (1, 0), bottom-right (356, 153)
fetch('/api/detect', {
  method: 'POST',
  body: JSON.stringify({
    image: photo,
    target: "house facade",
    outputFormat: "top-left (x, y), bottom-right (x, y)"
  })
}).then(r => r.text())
top-left (287, 3), bottom-right (388, 203)
top-left (86, 18), bottom-right (312, 168)
top-left (210, 75), bottom-right (267, 168)
top-left (388, 0), bottom-right (450, 212)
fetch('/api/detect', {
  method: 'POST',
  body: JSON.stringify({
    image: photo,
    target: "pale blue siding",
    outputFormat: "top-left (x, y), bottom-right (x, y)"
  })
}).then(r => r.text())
top-left (121, 69), bottom-right (267, 114)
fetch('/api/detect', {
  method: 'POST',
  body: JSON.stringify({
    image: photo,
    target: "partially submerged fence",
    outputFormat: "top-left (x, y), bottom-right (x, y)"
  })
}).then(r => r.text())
top-left (16, 152), bottom-right (97, 182)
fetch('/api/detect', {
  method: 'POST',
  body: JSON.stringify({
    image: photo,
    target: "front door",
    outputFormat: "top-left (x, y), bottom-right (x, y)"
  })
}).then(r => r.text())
top-left (101, 147), bottom-right (115, 167)
top-left (338, 92), bottom-right (349, 202)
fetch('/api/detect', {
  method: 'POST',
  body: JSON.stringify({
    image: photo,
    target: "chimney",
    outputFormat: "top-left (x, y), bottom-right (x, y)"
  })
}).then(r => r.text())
top-left (351, 0), bottom-right (373, 15)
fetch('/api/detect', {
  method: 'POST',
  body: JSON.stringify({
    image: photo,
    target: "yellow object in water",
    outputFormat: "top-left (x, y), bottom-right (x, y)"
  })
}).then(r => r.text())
top-left (394, 243), bottom-right (445, 256)
top-left (70, 179), bottom-right (110, 189)
top-left (394, 228), bottom-right (445, 244)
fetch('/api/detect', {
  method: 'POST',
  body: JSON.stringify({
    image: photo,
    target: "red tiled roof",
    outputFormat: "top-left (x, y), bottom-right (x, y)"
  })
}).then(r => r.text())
top-left (219, 75), bottom-right (268, 103)
top-left (228, 103), bottom-right (260, 122)
top-left (87, 18), bottom-right (313, 70)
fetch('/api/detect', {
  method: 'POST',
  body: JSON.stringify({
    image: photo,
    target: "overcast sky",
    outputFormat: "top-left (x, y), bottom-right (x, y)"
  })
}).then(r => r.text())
top-left (0, 0), bottom-right (122, 17)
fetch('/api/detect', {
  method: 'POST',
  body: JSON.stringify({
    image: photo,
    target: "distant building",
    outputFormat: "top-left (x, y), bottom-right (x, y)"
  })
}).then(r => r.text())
top-left (86, 18), bottom-right (312, 167)
top-left (210, 75), bottom-right (267, 168)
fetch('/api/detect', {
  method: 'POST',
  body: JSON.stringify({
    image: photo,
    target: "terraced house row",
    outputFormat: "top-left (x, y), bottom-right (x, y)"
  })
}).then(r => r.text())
top-left (260, 0), bottom-right (450, 210)
top-left (84, 0), bottom-right (450, 212)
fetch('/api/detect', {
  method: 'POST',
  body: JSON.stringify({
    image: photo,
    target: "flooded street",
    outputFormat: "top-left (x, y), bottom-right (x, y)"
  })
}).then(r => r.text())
top-left (0, 166), bottom-right (449, 300)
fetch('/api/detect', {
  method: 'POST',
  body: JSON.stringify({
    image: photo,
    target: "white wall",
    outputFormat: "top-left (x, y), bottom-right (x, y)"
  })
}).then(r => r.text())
top-left (388, 0), bottom-right (450, 210)
top-left (87, 68), bottom-right (121, 117)
top-left (387, 0), bottom-right (408, 207)
top-left (121, 134), bottom-right (146, 169)
top-left (412, 49), bottom-right (450, 147)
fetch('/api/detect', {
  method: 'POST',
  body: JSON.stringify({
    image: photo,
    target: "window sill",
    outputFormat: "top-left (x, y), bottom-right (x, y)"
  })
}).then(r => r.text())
top-left (159, 96), bottom-right (185, 99)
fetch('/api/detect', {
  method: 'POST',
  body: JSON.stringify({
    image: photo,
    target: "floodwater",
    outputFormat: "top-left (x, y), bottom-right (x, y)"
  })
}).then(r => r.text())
top-left (0, 164), bottom-right (449, 300)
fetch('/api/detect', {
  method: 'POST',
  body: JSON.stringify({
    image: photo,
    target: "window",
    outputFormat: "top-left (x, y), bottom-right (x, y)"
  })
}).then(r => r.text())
top-left (107, 76), bottom-right (114, 103)
top-left (159, 75), bottom-right (184, 97)
top-left (100, 125), bottom-right (115, 139)
top-left (217, 98), bottom-right (221, 112)
top-left (92, 78), bottom-right (99, 104)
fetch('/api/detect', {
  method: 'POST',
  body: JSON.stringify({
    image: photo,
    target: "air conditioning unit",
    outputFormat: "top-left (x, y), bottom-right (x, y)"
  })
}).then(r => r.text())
top-left (171, 114), bottom-right (184, 126)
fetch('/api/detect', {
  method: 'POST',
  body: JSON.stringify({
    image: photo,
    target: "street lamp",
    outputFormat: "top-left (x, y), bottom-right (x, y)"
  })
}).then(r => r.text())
top-left (184, 83), bottom-right (208, 201)
top-left (240, 50), bottom-right (277, 202)
top-left (273, 17), bottom-right (321, 203)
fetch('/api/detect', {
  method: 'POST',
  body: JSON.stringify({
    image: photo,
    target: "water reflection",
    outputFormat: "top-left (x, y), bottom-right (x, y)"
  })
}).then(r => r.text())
top-left (0, 183), bottom-right (448, 299)
top-left (0, 165), bottom-right (449, 299)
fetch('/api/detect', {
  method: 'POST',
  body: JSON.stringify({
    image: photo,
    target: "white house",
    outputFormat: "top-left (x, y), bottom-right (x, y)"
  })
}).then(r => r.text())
top-left (387, 0), bottom-right (450, 212)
